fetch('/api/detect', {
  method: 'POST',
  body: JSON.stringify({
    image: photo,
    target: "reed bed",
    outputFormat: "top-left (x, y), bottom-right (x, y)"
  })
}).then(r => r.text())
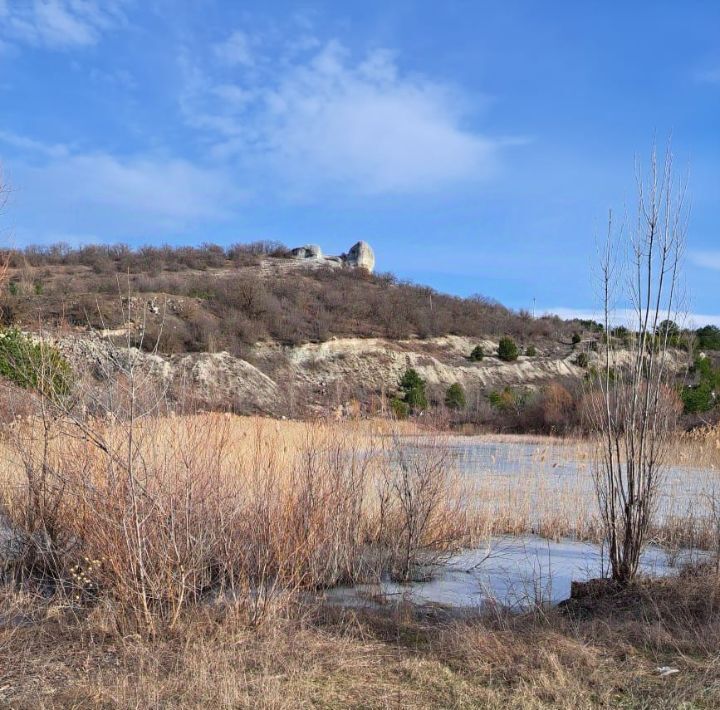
top-left (2, 407), bottom-right (719, 635)
top-left (0, 414), bottom-right (473, 631)
top-left (436, 428), bottom-right (720, 552)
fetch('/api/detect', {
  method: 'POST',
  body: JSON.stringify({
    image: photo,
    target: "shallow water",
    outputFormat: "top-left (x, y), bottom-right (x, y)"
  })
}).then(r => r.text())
top-left (329, 437), bottom-right (716, 611)
top-left (325, 535), bottom-right (704, 610)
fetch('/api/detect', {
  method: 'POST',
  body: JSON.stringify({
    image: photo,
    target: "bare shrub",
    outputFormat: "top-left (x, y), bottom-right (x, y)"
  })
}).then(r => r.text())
top-left (377, 438), bottom-right (466, 582)
top-left (588, 145), bottom-right (688, 583)
top-left (0, 240), bottom-right (589, 348)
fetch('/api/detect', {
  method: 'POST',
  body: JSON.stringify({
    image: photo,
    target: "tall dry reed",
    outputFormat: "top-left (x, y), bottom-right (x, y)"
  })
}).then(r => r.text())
top-left (1, 412), bottom-right (470, 631)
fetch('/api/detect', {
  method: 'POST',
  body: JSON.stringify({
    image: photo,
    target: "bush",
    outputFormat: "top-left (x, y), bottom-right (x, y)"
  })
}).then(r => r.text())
top-left (682, 355), bottom-right (720, 413)
top-left (571, 332), bottom-right (582, 346)
top-left (469, 345), bottom-right (484, 361)
top-left (0, 328), bottom-right (72, 398)
top-left (390, 397), bottom-right (409, 419)
top-left (696, 325), bottom-right (720, 351)
top-left (537, 382), bottom-right (576, 432)
top-left (488, 386), bottom-right (519, 412)
top-left (445, 383), bottom-right (466, 410)
top-left (497, 337), bottom-right (519, 362)
top-left (682, 383), bottom-right (715, 413)
top-left (398, 368), bottom-right (427, 412)
top-left (575, 352), bottom-right (589, 368)
top-left (525, 344), bottom-right (537, 357)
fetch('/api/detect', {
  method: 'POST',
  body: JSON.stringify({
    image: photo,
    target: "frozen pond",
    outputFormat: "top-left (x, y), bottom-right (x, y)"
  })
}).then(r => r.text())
top-left (326, 535), bottom-right (705, 610)
top-left (324, 437), bottom-right (718, 611)
top-left (404, 436), bottom-right (719, 529)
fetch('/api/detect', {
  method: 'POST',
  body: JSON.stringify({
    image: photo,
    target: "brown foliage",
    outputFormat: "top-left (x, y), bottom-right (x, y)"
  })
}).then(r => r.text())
top-left (0, 243), bottom-right (583, 354)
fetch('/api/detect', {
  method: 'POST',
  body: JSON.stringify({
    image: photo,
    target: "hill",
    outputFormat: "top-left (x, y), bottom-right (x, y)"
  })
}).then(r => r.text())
top-left (0, 241), bottom-right (714, 430)
top-left (1, 241), bottom-right (582, 350)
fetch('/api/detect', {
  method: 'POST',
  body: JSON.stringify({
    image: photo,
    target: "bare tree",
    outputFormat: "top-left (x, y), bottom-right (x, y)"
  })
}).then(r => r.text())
top-left (0, 162), bottom-right (7, 211)
top-left (590, 144), bottom-right (687, 583)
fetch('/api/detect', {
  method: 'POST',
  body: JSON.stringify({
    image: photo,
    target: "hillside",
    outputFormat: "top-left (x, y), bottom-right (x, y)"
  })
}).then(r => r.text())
top-left (0, 241), bottom-right (713, 430)
top-left (1, 242), bottom-right (582, 350)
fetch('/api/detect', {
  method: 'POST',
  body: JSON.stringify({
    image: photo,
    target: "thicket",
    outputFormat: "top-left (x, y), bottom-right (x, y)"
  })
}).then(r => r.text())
top-left (0, 328), bottom-right (71, 398)
top-left (682, 356), bottom-right (720, 413)
top-left (696, 325), bottom-right (720, 351)
top-left (448, 379), bottom-right (589, 435)
top-left (0, 243), bottom-right (582, 352)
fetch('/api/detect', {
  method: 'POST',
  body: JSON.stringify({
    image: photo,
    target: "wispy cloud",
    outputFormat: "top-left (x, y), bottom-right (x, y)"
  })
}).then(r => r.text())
top-left (182, 38), bottom-right (503, 196)
top-left (689, 250), bottom-right (720, 271)
top-left (31, 153), bottom-right (242, 223)
top-left (0, 0), bottom-right (129, 50)
top-left (214, 30), bottom-right (254, 67)
top-left (0, 129), bottom-right (70, 158)
top-left (0, 131), bottom-right (243, 232)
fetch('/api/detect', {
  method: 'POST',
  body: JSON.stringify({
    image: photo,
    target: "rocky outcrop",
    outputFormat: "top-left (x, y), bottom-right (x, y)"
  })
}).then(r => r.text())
top-left (344, 241), bottom-right (375, 272)
top-left (53, 330), bottom-right (594, 417)
top-left (56, 334), bottom-right (281, 414)
top-left (49, 328), bottom-right (687, 419)
top-left (290, 244), bottom-right (323, 260)
top-left (289, 241), bottom-right (375, 272)
top-left (255, 335), bottom-right (584, 401)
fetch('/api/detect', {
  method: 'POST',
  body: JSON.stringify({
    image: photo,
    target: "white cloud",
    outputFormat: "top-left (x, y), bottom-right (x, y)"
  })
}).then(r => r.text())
top-left (1, 132), bottom-right (244, 232)
top-left (1, 0), bottom-right (128, 49)
top-left (547, 307), bottom-right (720, 329)
top-left (0, 129), bottom-right (69, 158)
top-left (184, 40), bottom-right (501, 196)
top-left (690, 250), bottom-right (720, 271)
top-left (214, 30), bottom-right (254, 67)
top-left (34, 153), bottom-right (241, 222)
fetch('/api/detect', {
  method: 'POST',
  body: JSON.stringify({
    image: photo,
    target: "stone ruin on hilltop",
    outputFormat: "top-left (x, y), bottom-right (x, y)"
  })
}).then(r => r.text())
top-left (289, 241), bottom-right (375, 273)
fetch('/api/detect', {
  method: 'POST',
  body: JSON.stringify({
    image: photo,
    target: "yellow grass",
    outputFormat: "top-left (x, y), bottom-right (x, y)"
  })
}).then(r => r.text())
top-left (3, 415), bottom-right (720, 707)
top-left (1, 413), bottom-right (474, 630)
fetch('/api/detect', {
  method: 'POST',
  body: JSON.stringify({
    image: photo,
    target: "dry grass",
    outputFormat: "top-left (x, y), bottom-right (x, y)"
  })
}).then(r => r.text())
top-left (2, 567), bottom-right (720, 708)
top-left (2, 412), bottom-right (720, 707)
top-left (675, 424), bottom-right (720, 470)
top-left (440, 429), bottom-right (720, 552)
top-left (1, 413), bottom-right (474, 630)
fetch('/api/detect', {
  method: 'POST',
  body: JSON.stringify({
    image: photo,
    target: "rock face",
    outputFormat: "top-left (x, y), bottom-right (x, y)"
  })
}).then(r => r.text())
top-left (290, 244), bottom-right (323, 260)
top-left (345, 241), bottom-right (375, 272)
top-left (288, 241), bottom-right (375, 273)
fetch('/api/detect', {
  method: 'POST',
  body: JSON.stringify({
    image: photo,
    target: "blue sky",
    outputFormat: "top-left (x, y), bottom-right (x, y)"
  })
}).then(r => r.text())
top-left (0, 1), bottom-right (718, 323)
